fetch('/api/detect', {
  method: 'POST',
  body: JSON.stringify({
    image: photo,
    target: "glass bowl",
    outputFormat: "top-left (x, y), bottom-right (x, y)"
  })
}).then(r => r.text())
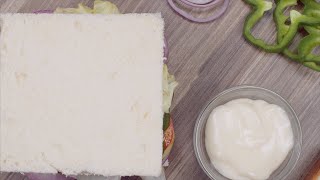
top-left (193, 85), bottom-right (302, 180)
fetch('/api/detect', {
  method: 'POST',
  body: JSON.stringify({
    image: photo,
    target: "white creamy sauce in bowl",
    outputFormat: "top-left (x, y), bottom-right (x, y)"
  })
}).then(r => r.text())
top-left (205, 98), bottom-right (294, 180)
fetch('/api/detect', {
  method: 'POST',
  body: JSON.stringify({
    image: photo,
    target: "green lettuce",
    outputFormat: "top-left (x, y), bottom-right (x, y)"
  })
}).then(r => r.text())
top-left (163, 65), bottom-right (178, 113)
top-left (55, 0), bottom-right (119, 14)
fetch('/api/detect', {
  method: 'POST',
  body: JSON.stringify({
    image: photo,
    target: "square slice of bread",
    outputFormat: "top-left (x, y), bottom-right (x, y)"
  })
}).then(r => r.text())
top-left (0, 13), bottom-right (164, 177)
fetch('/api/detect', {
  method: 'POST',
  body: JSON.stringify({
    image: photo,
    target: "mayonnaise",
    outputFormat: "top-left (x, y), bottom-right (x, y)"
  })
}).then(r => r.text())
top-left (205, 98), bottom-right (294, 180)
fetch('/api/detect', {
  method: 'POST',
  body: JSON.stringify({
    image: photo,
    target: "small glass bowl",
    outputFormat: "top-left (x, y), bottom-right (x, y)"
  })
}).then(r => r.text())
top-left (193, 85), bottom-right (302, 180)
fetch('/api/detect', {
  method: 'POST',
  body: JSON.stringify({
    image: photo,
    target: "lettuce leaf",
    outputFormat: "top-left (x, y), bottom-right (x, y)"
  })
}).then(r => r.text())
top-left (163, 65), bottom-right (178, 113)
top-left (54, 0), bottom-right (119, 14)
top-left (93, 0), bottom-right (119, 14)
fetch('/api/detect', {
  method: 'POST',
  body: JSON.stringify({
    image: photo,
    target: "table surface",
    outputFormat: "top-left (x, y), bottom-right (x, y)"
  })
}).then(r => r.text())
top-left (0, 0), bottom-right (320, 180)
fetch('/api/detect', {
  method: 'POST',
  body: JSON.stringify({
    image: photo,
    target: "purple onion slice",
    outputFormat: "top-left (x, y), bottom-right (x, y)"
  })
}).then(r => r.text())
top-left (180, 0), bottom-right (224, 8)
top-left (167, 0), bottom-right (229, 23)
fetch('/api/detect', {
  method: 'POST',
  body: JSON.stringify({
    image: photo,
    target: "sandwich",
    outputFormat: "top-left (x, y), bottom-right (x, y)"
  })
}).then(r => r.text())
top-left (0, 1), bottom-right (178, 178)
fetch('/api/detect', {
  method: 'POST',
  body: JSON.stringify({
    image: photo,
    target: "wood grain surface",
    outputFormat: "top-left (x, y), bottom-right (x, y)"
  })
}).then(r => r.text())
top-left (0, 0), bottom-right (320, 180)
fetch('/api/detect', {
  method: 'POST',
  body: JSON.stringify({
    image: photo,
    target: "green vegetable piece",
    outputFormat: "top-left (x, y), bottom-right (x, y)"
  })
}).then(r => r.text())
top-left (93, 0), bottom-right (120, 14)
top-left (298, 34), bottom-right (320, 62)
top-left (305, 26), bottom-right (320, 35)
top-left (163, 113), bottom-right (171, 131)
top-left (163, 65), bottom-right (178, 113)
top-left (273, 0), bottom-right (297, 41)
top-left (300, 0), bottom-right (320, 66)
top-left (303, 62), bottom-right (320, 71)
top-left (54, 0), bottom-right (119, 14)
top-left (243, 0), bottom-right (281, 53)
top-left (273, 0), bottom-right (302, 62)
top-left (273, 0), bottom-right (320, 68)
top-left (244, 0), bottom-right (320, 55)
top-left (301, 0), bottom-right (320, 10)
top-left (243, 0), bottom-right (320, 71)
top-left (244, 0), bottom-right (306, 53)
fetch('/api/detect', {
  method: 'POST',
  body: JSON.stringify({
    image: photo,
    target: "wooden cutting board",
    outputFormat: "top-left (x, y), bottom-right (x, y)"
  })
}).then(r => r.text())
top-left (0, 0), bottom-right (319, 179)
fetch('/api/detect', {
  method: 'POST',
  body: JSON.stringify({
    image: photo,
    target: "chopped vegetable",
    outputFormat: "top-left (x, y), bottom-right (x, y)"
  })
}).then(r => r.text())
top-left (93, 0), bottom-right (120, 14)
top-left (243, 0), bottom-right (276, 52)
top-left (54, 0), bottom-right (119, 14)
top-left (162, 113), bottom-right (175, 163)
top-left (274, 0), bottom-right (320, 69)
top-left (163, 65), bottom-right (178, 113)
top-left (163, 113), bottom-right (171, 131)
top-left (300, 0), bottom-right (320, 62)
top-left (243, 0), bottom-right (320, 71)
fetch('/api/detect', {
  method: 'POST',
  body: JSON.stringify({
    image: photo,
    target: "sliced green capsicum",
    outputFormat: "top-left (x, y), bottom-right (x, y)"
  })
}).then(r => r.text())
top-left (273, 0), bottom-right (301, 62)
top-left (273, 0), bottom-right (320, 70)
top-left (244, 0), bottom-right (320, 53)
top-left (301, 0), bottom-right (320, 10)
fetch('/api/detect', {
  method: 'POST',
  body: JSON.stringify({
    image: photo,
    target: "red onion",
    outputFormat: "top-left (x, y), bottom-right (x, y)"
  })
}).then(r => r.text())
top-left (167, 0), bottom-right (229, 23)
top-left (180, 0), bottom-right (224, 8)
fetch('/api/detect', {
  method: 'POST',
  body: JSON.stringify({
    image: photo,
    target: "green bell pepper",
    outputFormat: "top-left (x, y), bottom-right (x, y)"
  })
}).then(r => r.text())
top-left (273, 0), bottom-right (297, 42)
top-left (243, 0), bottom-right (320, 71)
top-left (273, 0), bottom-right (320, 70)
top-left (303, 62), bottom-right (320, 71)
top-left (273, 0), bottom-right (300, 62)
top-left (244, 0), bottom-right (320, 53)
top-left (243, 0), bottom-right (277, 52)
top-left (297, 1), bottom-right (320, 65)
top-left (298, 33), bottom-right (320, 60)
top-left (301, 0), bottom-right (320, 10)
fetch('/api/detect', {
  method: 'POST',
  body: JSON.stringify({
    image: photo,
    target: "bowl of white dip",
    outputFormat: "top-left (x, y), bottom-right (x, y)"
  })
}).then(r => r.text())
top-left (194, 85), bottom-right (302, 180)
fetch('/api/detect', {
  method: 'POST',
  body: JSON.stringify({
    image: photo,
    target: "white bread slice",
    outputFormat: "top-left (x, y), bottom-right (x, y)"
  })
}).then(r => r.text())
top-left (0, 13), bottom-right (164, 177)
